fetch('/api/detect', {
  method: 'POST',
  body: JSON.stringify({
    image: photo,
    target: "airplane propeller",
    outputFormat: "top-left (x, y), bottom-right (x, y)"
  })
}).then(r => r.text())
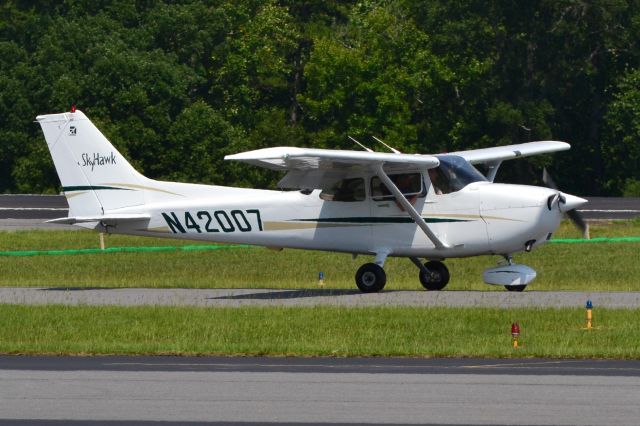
top-left (542, 168), bottom-right (590, 239)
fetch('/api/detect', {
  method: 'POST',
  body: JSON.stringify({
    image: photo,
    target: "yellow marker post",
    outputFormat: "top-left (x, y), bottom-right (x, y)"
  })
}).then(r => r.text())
top-left (586, 300), bottom-right (593, 330)
top-left (318, 272), bottom-right (325, 287)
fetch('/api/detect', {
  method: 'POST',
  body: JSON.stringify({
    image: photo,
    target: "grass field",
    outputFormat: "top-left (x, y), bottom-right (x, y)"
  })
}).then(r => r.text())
top-left (0, 220), bottom-right (638, 291)
top-left (1, 220), bottom-right (639, 358)
top-left (1, 304), bottom-right (639, 358)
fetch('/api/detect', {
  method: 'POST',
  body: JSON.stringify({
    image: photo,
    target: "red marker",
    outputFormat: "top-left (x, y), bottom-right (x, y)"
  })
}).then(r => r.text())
top-left (511, 323), bottom-right (520, 349)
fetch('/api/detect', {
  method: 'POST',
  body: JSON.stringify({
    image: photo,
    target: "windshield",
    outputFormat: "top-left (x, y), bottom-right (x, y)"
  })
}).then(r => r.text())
top-left (429, 155), bottom-right (487, 194)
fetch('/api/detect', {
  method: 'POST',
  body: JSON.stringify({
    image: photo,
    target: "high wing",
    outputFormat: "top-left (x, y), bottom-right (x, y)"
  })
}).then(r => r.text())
top-left (448, 141), bottom-right (570, 182)
top-left (449, 141), bottom-right (570, 164)
top-left (226, 146), bottom-right (448, 249)
top-left (225, 147), bottom-right (439, 189)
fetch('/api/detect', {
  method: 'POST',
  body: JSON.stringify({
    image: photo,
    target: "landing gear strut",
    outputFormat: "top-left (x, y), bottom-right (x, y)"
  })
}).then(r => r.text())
top-left (501, 255), bottom-right (527, 292)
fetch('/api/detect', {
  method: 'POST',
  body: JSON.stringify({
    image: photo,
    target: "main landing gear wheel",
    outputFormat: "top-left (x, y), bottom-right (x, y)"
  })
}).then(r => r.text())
top-left (419, 261), bottom-right (450, 291)
top-left (355, 263), bottom-right (387, 293)
top-left (505, 285), bottom-right (527, 292)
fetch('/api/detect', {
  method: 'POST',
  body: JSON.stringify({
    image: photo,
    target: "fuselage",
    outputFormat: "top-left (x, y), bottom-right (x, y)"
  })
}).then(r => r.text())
top-left (108, 176), bottom-right (568, 260)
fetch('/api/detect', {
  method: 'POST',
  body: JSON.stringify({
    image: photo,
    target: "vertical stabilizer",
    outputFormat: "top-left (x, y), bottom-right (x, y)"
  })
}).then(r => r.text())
top-left (36, 110), bottom-right (146, 216)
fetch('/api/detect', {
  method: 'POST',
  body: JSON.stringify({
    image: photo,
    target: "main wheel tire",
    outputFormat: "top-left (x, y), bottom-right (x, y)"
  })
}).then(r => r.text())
top-left (505, 285), bottom-right (527, 292)
top-left (419, 261), bottom-right (450, 291)
top-left (355, 263), bottom-right (387, 293)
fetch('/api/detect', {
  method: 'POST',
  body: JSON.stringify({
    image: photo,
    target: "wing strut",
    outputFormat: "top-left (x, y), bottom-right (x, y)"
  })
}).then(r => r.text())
top-left (374, 165), bottom-right (450, 249)
top-left (485, 160), bottom-right (502, 182)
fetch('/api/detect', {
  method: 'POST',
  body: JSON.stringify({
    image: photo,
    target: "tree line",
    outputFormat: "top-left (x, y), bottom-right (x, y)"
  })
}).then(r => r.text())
top-left (1, 0), bottom-right (639, 195)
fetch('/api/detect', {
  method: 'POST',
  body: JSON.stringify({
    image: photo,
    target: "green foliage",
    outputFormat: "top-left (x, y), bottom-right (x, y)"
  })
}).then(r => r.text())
top-left (605, 69), bottom-right (640, 194)
top-left (623, 179), bottom-right (640, 197)
top-left (164, 101), bottom-right (242, 185)
top-left (302, 4), bottom-right (462, 153)
top-left (1, 0), bottom-right (640, 193)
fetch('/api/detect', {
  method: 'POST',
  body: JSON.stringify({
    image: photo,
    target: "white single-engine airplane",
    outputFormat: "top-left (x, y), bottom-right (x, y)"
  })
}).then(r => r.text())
top-left (37, 110), bottom-right (587, 292)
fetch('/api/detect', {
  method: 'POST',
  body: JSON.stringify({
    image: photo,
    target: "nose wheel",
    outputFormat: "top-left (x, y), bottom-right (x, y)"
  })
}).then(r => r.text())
top-left (418, 260), bottom-right (450, 291)
top-left (505, 285), bottom-right (527, 292)
top-left (355, 263), bottom-right (387, 293)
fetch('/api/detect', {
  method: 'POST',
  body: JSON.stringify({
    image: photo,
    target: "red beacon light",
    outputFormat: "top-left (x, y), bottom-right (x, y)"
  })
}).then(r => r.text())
top-left (511, 322), bottom-right (521, 349)
top-left (71, 105), bottom-right (76, 113)
top-left (511, 323), bottom-right (520, 337)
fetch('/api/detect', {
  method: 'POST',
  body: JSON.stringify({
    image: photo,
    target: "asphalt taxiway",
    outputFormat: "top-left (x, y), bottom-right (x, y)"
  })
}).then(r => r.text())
top-left (1, 356), bottom-right (639, 425)
top-left (1, 287), bottom-right (640, 308)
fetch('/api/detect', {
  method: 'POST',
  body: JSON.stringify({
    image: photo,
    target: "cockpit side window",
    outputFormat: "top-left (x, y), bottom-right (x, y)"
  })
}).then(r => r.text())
top-left (371, 172), bottom-right (423, 201)
top-left (319, 177), bottom-right (366, 202)
top-left (427, 167), bottom-right (451, 195)
top-left (429, 155), bottom-right (487, 195)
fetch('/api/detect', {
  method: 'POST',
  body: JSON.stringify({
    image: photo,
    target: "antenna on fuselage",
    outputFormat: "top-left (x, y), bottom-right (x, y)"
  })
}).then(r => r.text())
top-left (372, 136), bottom-right (401, 154)
top-left (348, 136), bottom-right (373, 152)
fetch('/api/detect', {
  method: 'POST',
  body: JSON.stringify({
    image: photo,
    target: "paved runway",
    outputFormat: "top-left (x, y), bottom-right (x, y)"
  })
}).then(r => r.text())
top-left (0, 195), bottom-right (68, 221)
top-left (1, 356), bottom-right (639, 425)
top-left (2, 287), bottom-right (640, 308)
top-left (0, 195), bottom-right (73, 230)
top-left (579, 196), bottom-right (640, 220)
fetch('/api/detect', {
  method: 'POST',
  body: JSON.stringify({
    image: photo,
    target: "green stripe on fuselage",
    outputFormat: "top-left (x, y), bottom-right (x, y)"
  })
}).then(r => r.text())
top-left (62, 186), bottom-right (133, 192)
top-left (294, 217), bottom-right (472, 224)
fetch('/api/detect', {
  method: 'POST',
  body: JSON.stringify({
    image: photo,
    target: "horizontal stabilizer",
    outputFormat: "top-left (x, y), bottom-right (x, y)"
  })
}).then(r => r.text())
top-left (47, 214), bottom-right (150, 225)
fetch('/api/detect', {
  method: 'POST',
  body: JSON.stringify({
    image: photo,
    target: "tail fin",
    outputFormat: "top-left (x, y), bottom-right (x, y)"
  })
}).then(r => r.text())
top-left (36, 110), bottom-right (146, 216)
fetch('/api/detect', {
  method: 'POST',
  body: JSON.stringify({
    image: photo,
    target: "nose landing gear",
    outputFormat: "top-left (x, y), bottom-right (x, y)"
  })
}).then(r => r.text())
top-left (505, 284), bottom-right (527, 292)
top-left (482, 255), bottom-right (535, 292)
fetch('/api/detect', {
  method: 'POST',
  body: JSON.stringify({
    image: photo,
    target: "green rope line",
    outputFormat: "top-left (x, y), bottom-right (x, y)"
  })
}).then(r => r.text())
top-left (0, 237), bottom-right (638, 257)
top-left (549, 237), bottom-right (640, 244)
top-left (0, 244), bottom-right (253, 257)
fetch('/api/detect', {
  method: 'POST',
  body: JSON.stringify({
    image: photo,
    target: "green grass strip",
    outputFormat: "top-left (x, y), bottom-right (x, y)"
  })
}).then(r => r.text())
top-left (550, 237), bottom-right (640, 244)
top-left (0, 243), bottom-right (253, 257)
top-left (2, 304), bottom-right (640, 358)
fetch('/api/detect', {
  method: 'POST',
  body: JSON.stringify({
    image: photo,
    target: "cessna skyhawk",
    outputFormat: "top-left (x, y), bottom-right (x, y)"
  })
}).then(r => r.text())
top-left (37, 110), bottom-right (586, 292)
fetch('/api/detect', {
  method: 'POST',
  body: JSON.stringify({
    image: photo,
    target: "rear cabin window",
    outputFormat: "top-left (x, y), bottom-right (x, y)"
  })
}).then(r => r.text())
top-left (371, 173), bottom-right (423, 201)
top-left (319, 177), bottom-right (366, 202)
